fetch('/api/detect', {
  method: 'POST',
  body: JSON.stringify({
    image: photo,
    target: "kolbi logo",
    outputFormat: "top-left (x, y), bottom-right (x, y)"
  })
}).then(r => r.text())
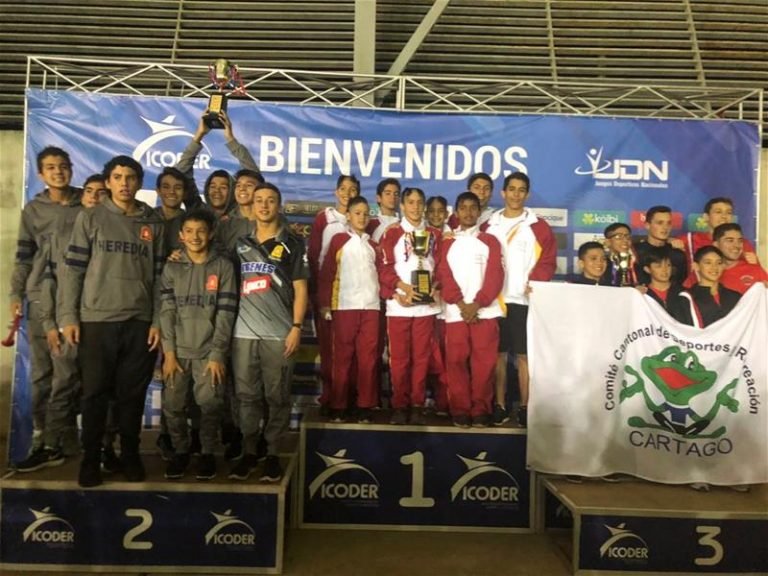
top-left (575, 147), bottom-right (668, 188)
top-left (574, 210), bottom-right (626, 229)
top-left (599, 523), bottom-right (650, 561)
top-left (22, 507), bottom-right (75, 547)
top-left (204, 509), bottom-right (256, 548)
top-left (450, 451), bottom-right (520, 506)
top-left (132, 115), bottom-right (212, 169)
top-left (308, 449), bottom-right (380, 501)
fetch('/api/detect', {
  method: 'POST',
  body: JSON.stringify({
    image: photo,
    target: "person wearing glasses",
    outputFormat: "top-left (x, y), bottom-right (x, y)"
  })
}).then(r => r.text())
top-left (601, 223), bottom-right (639, 287)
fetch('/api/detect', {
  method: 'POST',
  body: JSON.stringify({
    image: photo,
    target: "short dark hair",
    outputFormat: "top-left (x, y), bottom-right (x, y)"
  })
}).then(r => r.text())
top-left (401, 187), bottom-right (425, 203)
top-left (234, 168), bottom-right (264, 184)
top-left (455, 191), bottom-right (480, 211)
top-left (255, 181), bottom-right (282, 205)
top-left (694, 245), bottom-right (724, 263)
top-left (704, 197), bottom-right (733, 214)
top-left (337, 174), bottom-right (360, 192)
top-left (82, 173), bottom-right (105, 188)
top-left (641, 245), bottom-right (672, 268)
top-left (102, 155), bottom-right (144, 188)
top-left (36, 146), bottom-right (71, 173)
top-left (645, 205), bottom-right (671, 223)
top-left (156, 167), bottom-right (188, 190)
top-left (426, 195), bottom-right (447, 210)
top-left (604, 222), bottom-right (631, 238)
top-left (180, 208), bottom-right (215, 232)
top-left (467, 172), bottom-right (493, 189)
top-left (503, 171), bottom-right (530, 190)
top-left (347, 196), bottom-right (369, 211)
top-left (713, 223), bottom-right (742, 242)
top-left (577, 241), bottom-right (606, 260)
top-left (376, 178), bottom-right (401, 197)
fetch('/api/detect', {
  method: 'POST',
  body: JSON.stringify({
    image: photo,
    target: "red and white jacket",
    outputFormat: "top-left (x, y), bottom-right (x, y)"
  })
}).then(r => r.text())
top-left (318, 231), bottom-right (380, 311)
top-left (307, 207), bottom-right (348, 292)
top-left (377, 218), bottom-right (442, 318)
top-left (678, 231), bottom-right (758, 288)
top-left (447, 206), bottom-right (495, 231)
top-left (366, 213), bottom-right (400, 244)
top-left (435, 226), bottom-right (504, 323)
top-left (484, 208), bottom-right (557, 305)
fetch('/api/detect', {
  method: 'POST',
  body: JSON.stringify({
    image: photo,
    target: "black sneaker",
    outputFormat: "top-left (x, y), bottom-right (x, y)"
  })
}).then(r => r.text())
top-left (196, 454), bottom-right (217, 481)
top-left (101, 445), bottom-right (122, 474)
top-left (492, 404), bottom-right (510, 426)
top-left (409, 408), bottom-right (426, 425)
top-left (164, 453), bottom-right (190, 480)
top-left (156, 433), bottom-right (175, 462)
top-left (516, 405), bottom-right (528, 428)
top-left (225, 429), bottom-right (244, 461)
top-left (189, 429), bottom-right (202, 455)
top-left (357, 408), bottom-right (373, 424)
top-left (329, 410), bottom-right (346, 423)
top-left (14, 447), bottom-right (65, 473)
top-left (122, 454), bottom-right (146, 482)
top-left (228, 454), bottom-right (258, 481)
top-left (390, 408), bottom-right (408, 425)
top-left (453, 415), bottom-right (471, 429)
top-left (471, 414), bottom-right (491, 428)
top-left (260, 455), bottom-right (282, 482)
top-left (78, 460), bottom-right (103, 488)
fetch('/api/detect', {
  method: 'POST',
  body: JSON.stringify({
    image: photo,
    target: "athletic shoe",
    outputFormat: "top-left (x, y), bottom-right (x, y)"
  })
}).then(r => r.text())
top-left (728, 485), bottom-right (750, 493)
top-left (357, 408), bottom-right (373, 424)
top-left (228, 454), bottom-right (258, 481)
top-left (122, 454), bottom-right (146, 482)
top-left (453, 415), bottom-right (471, 429)
top-left (14, 447), bottom-right (65, 473)
top-left (260, 455), bottom-right (282, 482)
top-left (329, 410), bottom-right (346, 423)
top-left (516, 405), bottom-right (528, 427)
top-left (101, 445), bottom-right (122, 474)
top-left (164, 453), bottom-right (190, 480)
top-left (78, 460), bottom-right (103, 488)
top-left (196, 454), bottom-right (217, 481)
top-left (471, 414), bottom-right (491, 428)
top-left (409, 408), bottom-right (426, 425)
top-left (600, 473), bottom-right (624, 483)
top-left (565, 475), bottom-right (584, 484)
top-left (156, 433), bottom-right (175, 462)
top-left (189, 429), bottom-right (202, 455)
top-left (690, 482), bottom-right (710, 492)
top-left (225, 429), bottom-right (244, 461)
top-left (434, 407), bottom-right (450, 417)
top-left (492, 404), bottom-right (510, 426)
top-left (390, 409), bottom-right (408, 425)
top-left (256, 433), bottom-right (269, 462)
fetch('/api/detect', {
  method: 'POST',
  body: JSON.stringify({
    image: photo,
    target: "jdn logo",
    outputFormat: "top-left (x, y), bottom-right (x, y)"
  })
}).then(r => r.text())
top-left (575, 147), bottom-right (668, 185)
top-left (204, 510), bottom-right (256, 548)
top-left (22, 507), bottom-right (75, 546)
top-left (599, 523), bottom-right (650, 561)
top-left (308, 449), bottom-right (380, 500)
top-left (450, 452), bottom-right (520, 504)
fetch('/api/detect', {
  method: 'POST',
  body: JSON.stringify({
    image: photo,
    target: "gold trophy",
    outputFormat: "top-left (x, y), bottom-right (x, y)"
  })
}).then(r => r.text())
top-left (410, 229), bottom-right (434, 304)
top-left (205, 58), bottom-right (243, 129)
top-left (616, 251), bottom-right (631, 287)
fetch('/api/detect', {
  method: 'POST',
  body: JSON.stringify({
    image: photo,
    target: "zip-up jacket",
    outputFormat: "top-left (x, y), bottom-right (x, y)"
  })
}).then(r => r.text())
top-left (484, 208), bottom-right (557, 305)
top-left (679, 231), bottom-right (758, 288)
top-left (318, 230), bottom-right (380, 311)
top-left (38, 221), bottom-right (81, 333)
top-left (59, 197), bottom-right (166, 326)
top-left (447, 206), bottom-right (494, 231)
top-left (682, 284), bottom-right (741, 328)
top-left (159, 251), bottom-right (238, 363)
top-left (366, 213), bottom-right (400, 243)
top-left (10, 187), bottom-right (82, 305)
top-left (308, 207), bottom-right (348, 294)
top-left (377, 219), bottom-right (442, 318)
top-left (435, 225), bottom-right (504, 323)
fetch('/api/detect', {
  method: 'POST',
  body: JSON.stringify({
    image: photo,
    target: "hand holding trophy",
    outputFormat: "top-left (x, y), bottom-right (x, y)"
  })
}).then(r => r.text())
top-left (205, 58), bottom-right (245, 129)
top-left (410, 229), bottom-right (434, 304)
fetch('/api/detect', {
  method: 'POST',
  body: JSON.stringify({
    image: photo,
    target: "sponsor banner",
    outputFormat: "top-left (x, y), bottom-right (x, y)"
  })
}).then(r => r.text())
top-left (0, 487), bottom-right (279, 569)
top-left (301, 426), bottom-right (530, 529)
top-left (573, 209), bottom-right (627, 230)
top-left (630, 209), bottom-right (684, 231)
top-left (579, 515), bottom-right (768, 573)
top-left (530, 207), bottom-right (568, 227)
top-left (528, 283), bottom-right (768, 484)
top-left (573, 232), bottom-right (605, 248)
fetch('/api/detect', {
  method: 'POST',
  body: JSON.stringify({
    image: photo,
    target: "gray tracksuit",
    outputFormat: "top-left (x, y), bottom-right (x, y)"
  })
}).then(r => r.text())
top-left (59, 197), bottom-right (166, 327)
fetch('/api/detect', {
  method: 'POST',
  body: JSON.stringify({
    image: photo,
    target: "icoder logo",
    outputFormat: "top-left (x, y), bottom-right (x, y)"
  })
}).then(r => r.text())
top-left (308, 449), bottom-right (380, 502)
top-left (204, 509), bottom-right (256, 548)
top-left (449, 451), bottom-right (520, 506)
top-left (22, 507), bottom-right (75, 547)
top-left (599, 523), bottom-right (650, 562)
top-left (132, 115), bottom-right (212, 169)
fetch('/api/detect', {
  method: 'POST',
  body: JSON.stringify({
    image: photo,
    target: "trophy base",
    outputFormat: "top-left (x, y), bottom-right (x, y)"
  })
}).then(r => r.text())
top-left (411, 270), bottom-right (434, 305)
top-left (204, 93), bottom-right (228, 129)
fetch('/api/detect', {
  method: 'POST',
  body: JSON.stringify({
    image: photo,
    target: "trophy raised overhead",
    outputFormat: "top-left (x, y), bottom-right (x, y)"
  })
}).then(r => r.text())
top-left (205, 58), bottom-right (245, 129)
top-left (410, 229), bottom-right (434, 304)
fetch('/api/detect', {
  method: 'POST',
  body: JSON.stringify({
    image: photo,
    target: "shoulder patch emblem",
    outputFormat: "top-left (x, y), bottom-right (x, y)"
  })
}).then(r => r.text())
top-left (139, 225), bottom-right (153, 242)
top-left (269, 244), bottom-right (285, 260)
top-left (206, 274), bottom-right (219, 291)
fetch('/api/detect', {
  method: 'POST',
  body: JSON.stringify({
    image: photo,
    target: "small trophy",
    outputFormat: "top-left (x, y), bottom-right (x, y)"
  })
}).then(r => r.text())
top-left (410, 229), bottom-right (434, 304)
top-left (205, 58), bottom-right (244, 129)
top-left (616, 251), bottom-right (631, 287)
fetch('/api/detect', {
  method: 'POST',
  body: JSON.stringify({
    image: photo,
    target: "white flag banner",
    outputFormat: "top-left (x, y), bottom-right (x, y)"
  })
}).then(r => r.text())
top-left (527, 282), bottom-right (768, 485)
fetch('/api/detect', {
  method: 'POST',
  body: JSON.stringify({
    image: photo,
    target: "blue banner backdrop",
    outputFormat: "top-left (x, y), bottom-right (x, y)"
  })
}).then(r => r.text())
top-left (10, 88), bottom-right (759, 459)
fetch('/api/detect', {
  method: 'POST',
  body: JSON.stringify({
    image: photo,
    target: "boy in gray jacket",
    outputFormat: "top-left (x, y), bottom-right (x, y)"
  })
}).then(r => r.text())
top-left (61, 155), bottom-right (165, 488)
top-left (160, 209), bottom-right (237, 480)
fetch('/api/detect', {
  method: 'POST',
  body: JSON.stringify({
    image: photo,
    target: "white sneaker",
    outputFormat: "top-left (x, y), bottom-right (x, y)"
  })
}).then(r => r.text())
top-left (690, 482), bottom-right (710, 492)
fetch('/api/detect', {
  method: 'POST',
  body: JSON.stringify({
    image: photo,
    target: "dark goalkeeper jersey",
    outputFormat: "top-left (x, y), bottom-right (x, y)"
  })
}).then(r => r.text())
top-left (234, 227), bottom-right (309, 341)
